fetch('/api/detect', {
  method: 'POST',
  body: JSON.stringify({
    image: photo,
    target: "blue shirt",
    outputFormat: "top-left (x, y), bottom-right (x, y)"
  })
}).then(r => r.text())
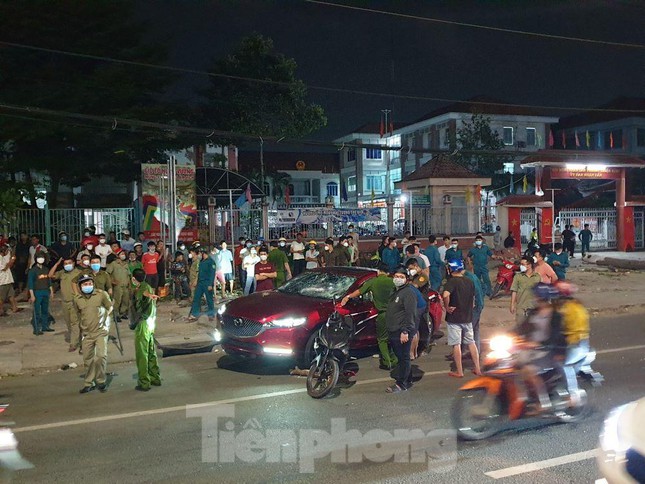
top-left (468, 244), bottom-right (493, 268)
top-left (423, 245), bottom-right (443, 270)
top-left (410, 285), bottom-right (428, 310)
top-left (546, 251), bottom-right (570, 280)
top-left (464, 270), bottom-right (485, 311)
top-left (197, 257), bottom-right (216, 285)
top-left (445, 247), bottom-right (463, 263)
top-left (381, 247), bottom-right (401, 272)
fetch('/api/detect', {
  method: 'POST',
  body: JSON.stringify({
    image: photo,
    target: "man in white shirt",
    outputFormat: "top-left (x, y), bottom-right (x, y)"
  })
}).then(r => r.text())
top-left (438, 236), bottom-right (451, 263)
top-left (242, 247), bottom-right (260, 296)
top-left (94, 233), bottom-right (113, 268)
top-left (290, 233), bottom-right (306, 276)
top-left (347, 224), bottom-right (360, 264)
top-left (121, 229), bottom-right (136, 252)
top-left (0, 245), bottom-right (21, 316)
top-left (28, 234), bottom-right (48, 269)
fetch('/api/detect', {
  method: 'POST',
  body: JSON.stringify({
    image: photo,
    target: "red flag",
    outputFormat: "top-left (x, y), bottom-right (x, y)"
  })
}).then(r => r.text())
top-left (245, 183), bottom-right (252, 203)
top-left (609, 132), bottom-right (614, 149)
top-left (575, 131), bottom-right (580, 148)
top-left (379, 114), bottom-right (385, 138)
top-left (561, 131), bottom-right (566, 149)
top-left (285, 185), bottom-right (291, 206)
top-left (548, 129), bottom-right (554, 148)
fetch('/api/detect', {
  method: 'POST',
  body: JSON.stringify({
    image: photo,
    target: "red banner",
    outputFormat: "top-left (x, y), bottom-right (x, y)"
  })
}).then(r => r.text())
top-left (550, 167), bottom-right (622, 180)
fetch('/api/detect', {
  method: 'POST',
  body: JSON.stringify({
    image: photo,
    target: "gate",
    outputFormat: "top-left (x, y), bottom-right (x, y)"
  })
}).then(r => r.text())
top-left (520, 209), bottom-right (537, 245)
top-left (635, 209), bottom-right (644, 249)
top-left (557, 208), bottom-right (617, 250)
top-left (10, 208), bottom-right (135, 246)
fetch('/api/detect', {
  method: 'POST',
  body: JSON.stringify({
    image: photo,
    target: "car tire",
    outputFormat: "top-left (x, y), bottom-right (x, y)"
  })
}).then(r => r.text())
top-left (300, 330), bottom-right (320, 368)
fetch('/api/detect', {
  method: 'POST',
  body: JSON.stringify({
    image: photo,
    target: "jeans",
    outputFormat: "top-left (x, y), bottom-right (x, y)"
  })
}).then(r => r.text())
top-left (581, 241), bottom-right (591, 255)
top-left (389, 330), bottom-right (414, 389)
top-left (173, 276), bottom-right (190, 300)
top-left (243, 274), bottom-right (256, 296)
top-left (190, 282), bottom-right (215, 318)
top-left (32, 290), bottom-right (50, 333)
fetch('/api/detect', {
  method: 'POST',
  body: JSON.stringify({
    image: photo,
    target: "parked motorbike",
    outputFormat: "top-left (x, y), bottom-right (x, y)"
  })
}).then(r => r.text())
top-left (0, 404), bottom-right (33, 480)
top-left (451, 334), bottom-right (602, 440)
top-left (306, 309), bottom-right (354, 399)
top-left (490, 260), bottom-right (519, 300)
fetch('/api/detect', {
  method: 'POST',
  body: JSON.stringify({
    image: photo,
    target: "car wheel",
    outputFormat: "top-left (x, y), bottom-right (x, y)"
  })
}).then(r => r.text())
top-left (300, 330), bottom-right (319, 368)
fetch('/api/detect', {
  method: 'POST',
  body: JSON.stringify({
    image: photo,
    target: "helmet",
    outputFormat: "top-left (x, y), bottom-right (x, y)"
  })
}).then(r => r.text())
top-left (308, 240), bottom-right (317, 245)
top-left (555, 280), bottom-right (578, 297)
top-left (447, 259), bottom-right (464, 272)
top-left (532, 283), bottom-right (559, 301)
top-left (77, 274), bottom-right (95, 286)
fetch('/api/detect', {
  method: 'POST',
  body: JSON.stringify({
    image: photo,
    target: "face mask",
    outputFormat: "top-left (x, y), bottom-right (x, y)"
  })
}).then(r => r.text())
top-left (87, 244), bottom-right (94, 251)
top-left (60, 236), bottom-right (68, 242)
top-left (129, 258), bottom-right (137, 263)
top-left (119, 254), bottom-right (127, 260)
top-left (279, 242), bottom-right (286, 247)
top-left (555, 250), bottom-right (562, 255)
top-left (188, 253), bottom-right (193, 259)
top-left (84, 232), bottom-right (90, 237)
top-left (246, 243), bottom-right (252, 248)
top-left (475, 240), bottom-right (483, 246)
top-left (324, 245), bottom-right (330, 251)
top-left (408, 269), bottom-right (418, 277)
top-left (82, 259), bottom-right (90, 267)
top-left (520, 265), bottom-right (528, 273)
top-left (64, 264), bottom-right (74, 272)
top-left (533, 256), bottom-right (538, 263)
top-left (309, 246), bottom-right (315, 250)
top-left (99, 239), bottom-right (106, 244)
top-left (451, 244), bottom-right (457, 249)
top-left (179, 245), bottom-right (186, 250)
top-left (260, 255), bottom-right (268, 261)
top-left (393, 277), bottom-right (406, 287)
top-left (91, 263), bottom-right (101, 271)
top-left (81, 285), bottom-right (94, 294)
top-left (36, 257), bottom-right (45, 264)
top-left (149, 248), bottom-right (156, 253)
top-left (250, 250), bottom-right (257, 256)
top-left (343, 242), bottom-right (350, 247)
top-left (221, 245), bottom-right (226, 250)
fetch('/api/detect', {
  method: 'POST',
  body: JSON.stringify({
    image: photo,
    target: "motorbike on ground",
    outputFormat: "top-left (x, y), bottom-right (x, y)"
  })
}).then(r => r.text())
top-left (0, 404), bottom-right (33, 480)
top-left (451, 334), bottom-right (603, 440)
top-left (306, 309), bottom-right (355, 399)
top-left (490, 260), bottom-right (519, 300)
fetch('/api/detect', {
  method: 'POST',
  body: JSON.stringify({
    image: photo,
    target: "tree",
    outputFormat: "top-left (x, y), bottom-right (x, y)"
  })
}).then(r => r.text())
top-left (201, 34), bottom-right (327, 142)
top-left (0, 1), bottom-right (195, 207)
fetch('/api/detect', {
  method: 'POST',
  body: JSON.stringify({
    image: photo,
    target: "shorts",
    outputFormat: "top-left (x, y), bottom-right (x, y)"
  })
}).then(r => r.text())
top-left (447, 323), bottom-right (474, 346)
top-left (0, 284), bottom-right (14, 301)
top-left (215, 271), bottom-right (233, 283)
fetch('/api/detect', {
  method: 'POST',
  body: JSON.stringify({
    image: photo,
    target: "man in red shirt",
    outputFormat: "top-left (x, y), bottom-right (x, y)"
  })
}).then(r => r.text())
top-left (141, 241), bottom-right (160, 290)
top-left (254, 247), bottom-right (277, 292)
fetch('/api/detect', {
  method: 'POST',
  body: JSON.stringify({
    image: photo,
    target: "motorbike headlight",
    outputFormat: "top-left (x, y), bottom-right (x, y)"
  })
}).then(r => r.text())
top-left (505, 264), bottom-right (514, 269)
top-left (217, 303), bottom-right (227, 315)
top-left (270, 317), bottom-right (306, 328)
top-left (488, 335), bottom-right (514, 359)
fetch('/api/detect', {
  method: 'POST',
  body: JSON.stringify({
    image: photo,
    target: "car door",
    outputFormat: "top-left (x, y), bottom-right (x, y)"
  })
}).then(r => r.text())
top-left (340, 289), bottom-right (378, 349)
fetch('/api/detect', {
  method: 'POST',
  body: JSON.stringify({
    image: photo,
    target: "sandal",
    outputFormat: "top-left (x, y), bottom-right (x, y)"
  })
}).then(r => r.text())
top-left (385, 384), bottom-right (406, 394)
top-left (448, 372), bottom-right (464, 378)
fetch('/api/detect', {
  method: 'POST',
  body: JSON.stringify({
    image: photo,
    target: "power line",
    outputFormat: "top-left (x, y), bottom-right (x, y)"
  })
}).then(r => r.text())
top-left (304, 0), bottom-right (645, 50)
top-left (1, 40), bottom-right (644, 114)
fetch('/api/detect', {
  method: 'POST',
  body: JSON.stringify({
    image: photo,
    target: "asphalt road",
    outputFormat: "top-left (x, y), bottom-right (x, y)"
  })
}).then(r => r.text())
top-left (3, 312), bottom-right (644, 484)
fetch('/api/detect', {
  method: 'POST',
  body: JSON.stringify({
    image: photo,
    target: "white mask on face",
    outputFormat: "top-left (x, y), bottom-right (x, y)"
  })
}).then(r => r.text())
top-left (36, 257), bottom-right (45, 264)
top-left (343, 242), bottom-right (349, 247)
top-left (82, 259), bottom-right (90, 267)
top-left (393, 277), bottom-right (406, 287)
top-left (99, 239), bottom-right (106, 244)
top-left (279, 242), bottom-right (286, 247)
top-left (260, 254), bottom-right (268, 261)
top-left (408, 269), bottom-right (418, 277)
top-left (520, 265), bottom-right (528, 273)
top-left (250, 250), bottom-right (257, 256)
top-left (86, 244), bottom-right (94, 251)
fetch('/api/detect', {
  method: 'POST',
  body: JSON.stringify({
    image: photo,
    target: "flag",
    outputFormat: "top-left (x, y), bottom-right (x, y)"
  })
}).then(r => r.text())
top-left (561, 131), bottom-right (566, 149)
top-left (610, 132), bottom-right (614, 149)
top-left (245, 183), bottom-right (252, 203)
top-left (548, 129), bottom-right (554, 148)
top-left (575, 131), bottom-right (580, 148)
top-left (285, 184), bottom-right (291, 206)
top-left (341, 180), bottom-right (348, 202)
top-left (379, 114), bottom-right (385, 138)
top-left (370, 187), bottom-right (375, 206)
top-left (522, 175), bottom-right (528, 193)
top-left (389, 117), bottom-right (394, 136)
top-left (585, 130), bottom-right (590, 149)
top-left (535, 167), bottom-right (543, 196)
top-left (234, 191), bottom-right (247, 208)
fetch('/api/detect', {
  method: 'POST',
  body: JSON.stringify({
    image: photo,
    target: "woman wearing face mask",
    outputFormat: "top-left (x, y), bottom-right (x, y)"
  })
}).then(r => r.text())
top-left (27, 251), bottom-right (54, 335)
top-left (242, 247), bottom-right (260, 296)
top-left (305, 241), bottom-right (320, 270)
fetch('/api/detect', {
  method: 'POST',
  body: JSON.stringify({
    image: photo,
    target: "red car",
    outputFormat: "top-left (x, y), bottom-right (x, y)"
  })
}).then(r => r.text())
top-left (217, 267), bottom-right (443, 366)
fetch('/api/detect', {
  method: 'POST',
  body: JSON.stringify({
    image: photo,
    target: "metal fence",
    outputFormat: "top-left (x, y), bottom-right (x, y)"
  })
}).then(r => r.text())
top-left (7, 208), bottom-right (135, 246)
top-left (633, 209), bottom-right (643, 250)
top-left (520, 209), bottom-right (538, 245)
top-left (558, 208), bottom-right (617, 250)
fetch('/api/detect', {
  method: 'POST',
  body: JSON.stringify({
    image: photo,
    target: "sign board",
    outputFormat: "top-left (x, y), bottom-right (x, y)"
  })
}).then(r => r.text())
top-left (271, 208), bottom-right (382, 226)
top-left (141, 164), bottom-right (199, 241)
top-left (411, 195), bottom-right (432, 206)
top-left (550, 167), bottom-right (622, 180)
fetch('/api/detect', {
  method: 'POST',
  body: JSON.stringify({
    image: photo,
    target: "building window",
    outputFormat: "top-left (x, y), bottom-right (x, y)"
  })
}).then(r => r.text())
top-left (347, 148), bottom-right (356, 162)
top-left (303, 180), bottom-right (311, 196)
top-left (442, 128), bottom-right (450, 148)
top-left (365, 175), bottom-right (384, 192)
top-left (637, 128), bottom-right (645, 147)
top-left (503, 162), bottom-right (515, 174)
top-left (503, 127), bottom-right (514, 146)
top-left (326, 182), bottom-right (338, 197)
top-left (526, 127), bottom-right (536, 146)
top-left (347, 176), bottom-right (357, 192)
top-left (389, 168), bottom-right (402, 192)
top-left (365, 148), bottom-right (382, 160)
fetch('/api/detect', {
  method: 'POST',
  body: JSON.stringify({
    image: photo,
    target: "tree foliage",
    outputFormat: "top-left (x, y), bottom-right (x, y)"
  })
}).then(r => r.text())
top-left (456, 114), bottom-right (512, 176)
top-left (201, 34), bottom-right (327, 143)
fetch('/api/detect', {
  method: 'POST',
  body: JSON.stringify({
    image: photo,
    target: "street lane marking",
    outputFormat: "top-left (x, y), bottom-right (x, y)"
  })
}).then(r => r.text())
top-left (485, 449), bottom-right (597, 479)
top-left (13, 343), bottom-right (645, 434)
top-left (13, 370), bottom-right (445, 433)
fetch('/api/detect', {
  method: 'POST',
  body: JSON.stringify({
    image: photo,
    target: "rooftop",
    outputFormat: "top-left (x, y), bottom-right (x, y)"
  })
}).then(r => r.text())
top-left (520, 149), bottom-right (645, 168)
top-left (401, 154), bottom-right (484, 181)
top-left (558, 97), bottom-right (645, 129)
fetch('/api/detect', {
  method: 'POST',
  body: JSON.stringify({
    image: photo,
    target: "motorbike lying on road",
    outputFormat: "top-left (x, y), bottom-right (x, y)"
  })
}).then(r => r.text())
top-left (451, 334), bottom-right (603, 440)
top-left (306, 309), bottom-right (355, 399)
top-left (0, 404), bottom-right (33, 480)
top-left (490, 259), bottom-right (519, 300)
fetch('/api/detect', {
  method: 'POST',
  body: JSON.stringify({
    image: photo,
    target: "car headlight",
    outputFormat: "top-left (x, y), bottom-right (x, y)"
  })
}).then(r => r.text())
top-left (217, 304), bottom-right (226, 315)
top-left (269, 317), bottom-right (307, 328)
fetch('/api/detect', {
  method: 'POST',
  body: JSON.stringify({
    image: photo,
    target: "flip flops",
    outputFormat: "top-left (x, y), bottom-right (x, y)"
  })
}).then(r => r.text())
top-left (448, 372), bottom-right (464, 378)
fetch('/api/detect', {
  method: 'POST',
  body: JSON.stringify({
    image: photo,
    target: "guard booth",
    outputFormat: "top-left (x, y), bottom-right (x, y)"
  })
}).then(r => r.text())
top-left (495, 195), bottom-right (553, 251)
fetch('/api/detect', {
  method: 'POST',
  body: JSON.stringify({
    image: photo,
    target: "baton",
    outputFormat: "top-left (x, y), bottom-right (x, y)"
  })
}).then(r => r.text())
top-left (109, 315), bottom-right (124, 355)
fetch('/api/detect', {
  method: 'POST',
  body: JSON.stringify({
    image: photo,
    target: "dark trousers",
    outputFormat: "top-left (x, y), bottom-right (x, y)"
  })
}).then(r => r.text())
top-left (389, 330), bottom-right (413, 389)
top-left (581, 241), bottom-right (591, 255)
top-left (190, 282), bottom-right (215, 318)
top-left (292, 259), bottom-right (306, 277)
top-left (32, 290), bottom-right (50, 333)
top-left (565, 240), bottom-right (575, 257)
top-left (145, 273), bottom-right (159, 290)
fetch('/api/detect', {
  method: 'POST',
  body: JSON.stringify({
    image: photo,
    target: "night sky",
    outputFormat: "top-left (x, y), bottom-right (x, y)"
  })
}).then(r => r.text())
top-left (138, 0), bottom-right (645, 142)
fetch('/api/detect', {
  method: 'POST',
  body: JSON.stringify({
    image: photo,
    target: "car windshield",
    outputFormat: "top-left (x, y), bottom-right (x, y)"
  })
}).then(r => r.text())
top-left (278, 272), bottom-right (358, 300)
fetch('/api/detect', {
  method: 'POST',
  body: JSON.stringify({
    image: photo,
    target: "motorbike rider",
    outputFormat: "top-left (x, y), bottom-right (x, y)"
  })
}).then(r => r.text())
top-left (513, 283), bottom-right (566, 413)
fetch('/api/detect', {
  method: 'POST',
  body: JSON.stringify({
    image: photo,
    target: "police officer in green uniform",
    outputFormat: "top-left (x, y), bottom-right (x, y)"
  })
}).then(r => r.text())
top-left (74, 255), bottom-right (112, 297)
top-left (72, 274), bottom-right (113, 393)
top-left (107, 251), bottom-right (131, 321)
top-left (49, 257), bottom-right (81, 351)
top-left (341, 262), bottom-right (397, 369)
top-left (267, 241), bottom-right (292, 288)
top-left (130, 268), bottom-right (161, 391)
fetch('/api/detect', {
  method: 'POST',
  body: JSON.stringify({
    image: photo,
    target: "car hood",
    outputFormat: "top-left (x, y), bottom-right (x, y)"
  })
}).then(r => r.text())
top-left (223, 290), bottom-right (330, 323)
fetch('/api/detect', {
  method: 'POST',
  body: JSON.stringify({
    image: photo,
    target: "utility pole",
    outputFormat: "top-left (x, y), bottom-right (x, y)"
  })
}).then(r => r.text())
top-left (544, 188), bottom-right (561, 251)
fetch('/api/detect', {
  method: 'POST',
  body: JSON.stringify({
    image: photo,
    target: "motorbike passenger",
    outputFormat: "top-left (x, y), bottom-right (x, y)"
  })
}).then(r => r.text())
top-left (513, 283), bottom-right (566, 413)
